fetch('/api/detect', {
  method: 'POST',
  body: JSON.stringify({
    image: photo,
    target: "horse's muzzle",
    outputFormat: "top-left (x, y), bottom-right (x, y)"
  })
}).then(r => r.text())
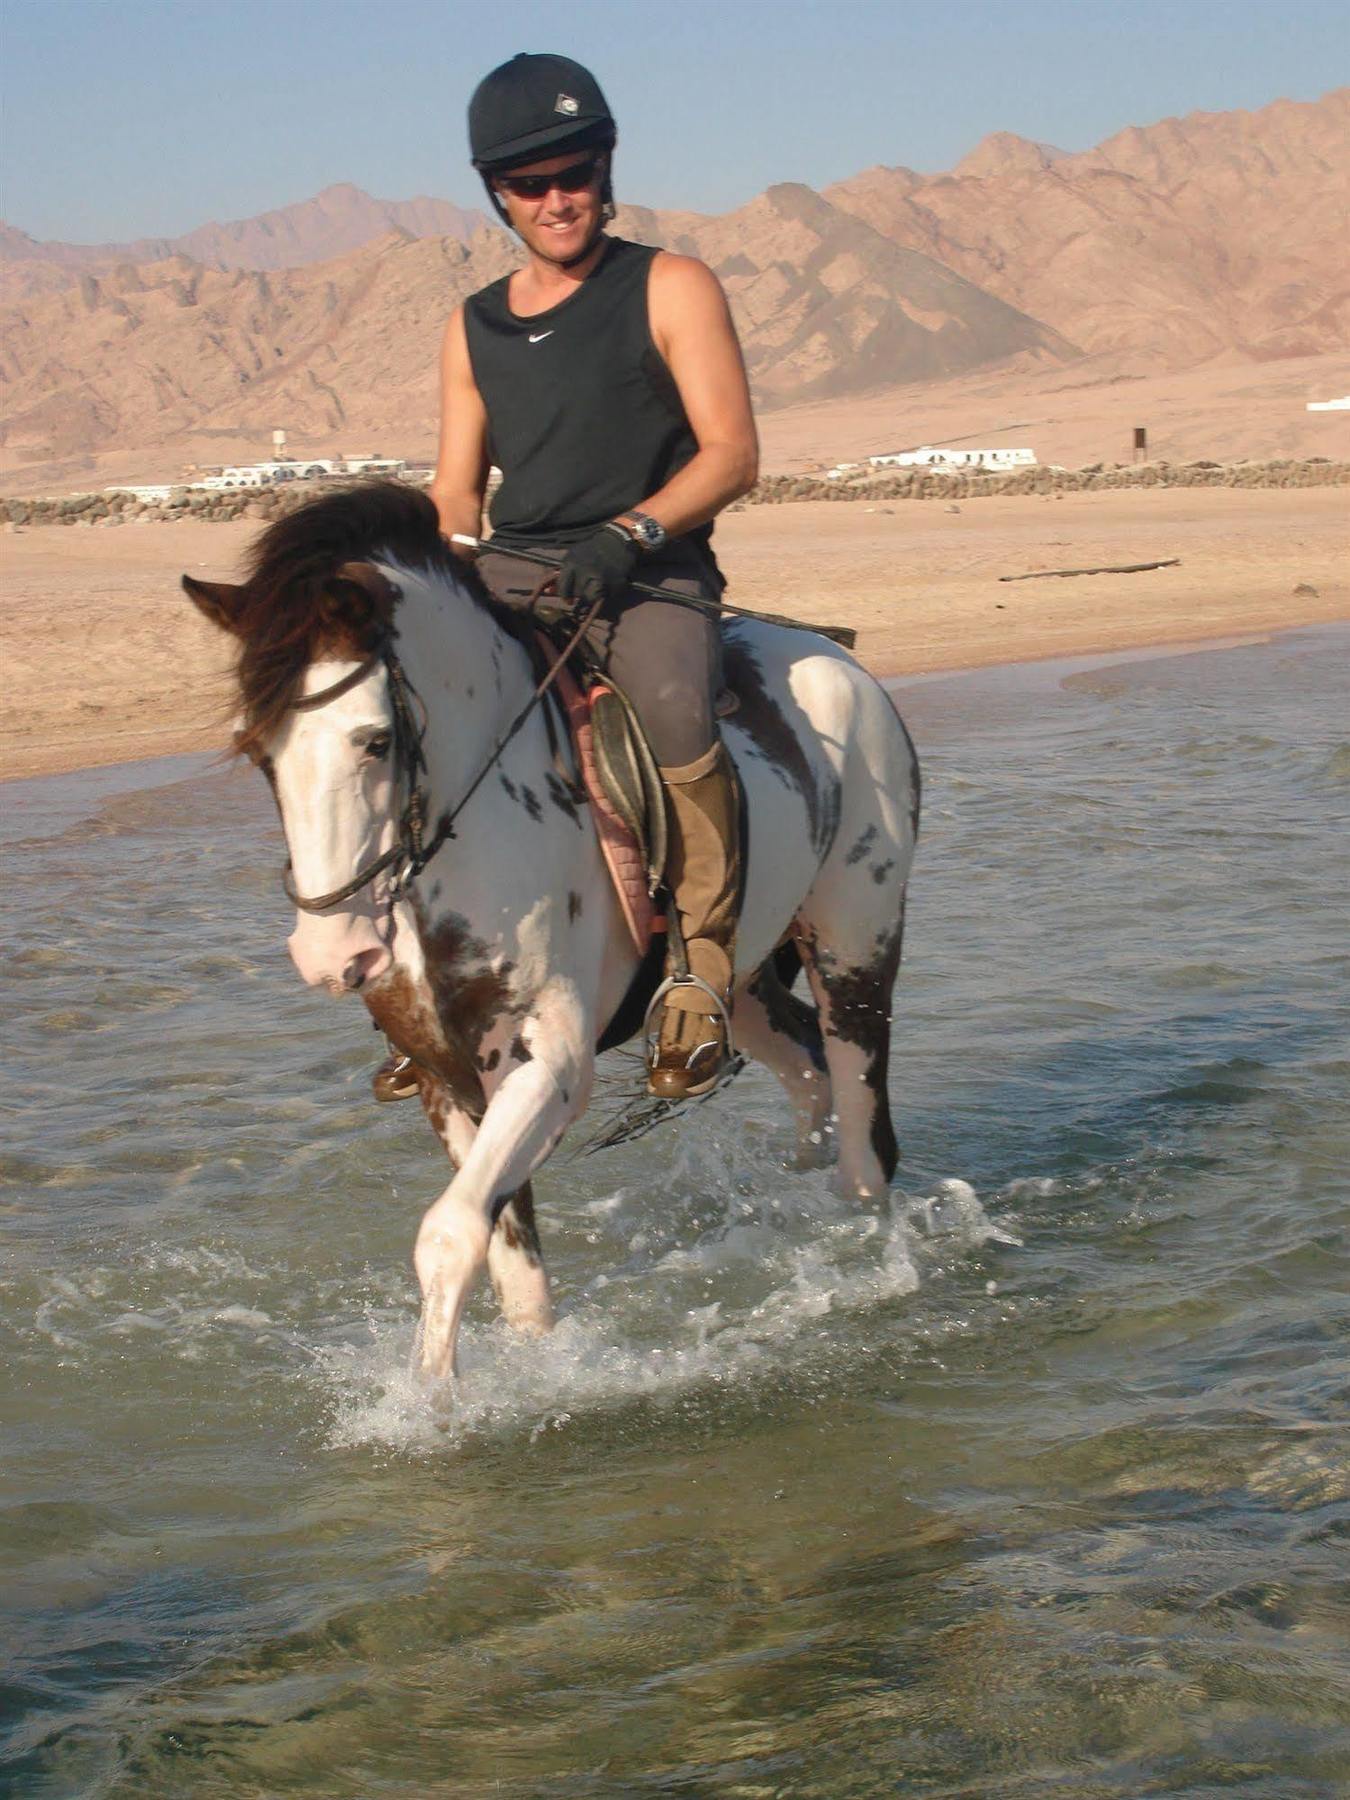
top-left (288, 910), bottom-right (392, 994)
top-left (343, 947), bottom-right (392, 992)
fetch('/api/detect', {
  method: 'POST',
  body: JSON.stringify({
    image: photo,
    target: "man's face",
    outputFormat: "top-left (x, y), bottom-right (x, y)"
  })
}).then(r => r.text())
top-left (493, 150), bottom-right (606, 266)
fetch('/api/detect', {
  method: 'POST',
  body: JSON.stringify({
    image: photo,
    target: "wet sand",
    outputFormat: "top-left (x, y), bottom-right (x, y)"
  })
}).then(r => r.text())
top-left (2, 484), bottom-right (1345, 780)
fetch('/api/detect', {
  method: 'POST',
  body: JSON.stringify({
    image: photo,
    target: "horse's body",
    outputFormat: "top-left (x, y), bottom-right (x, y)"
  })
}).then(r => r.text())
top-left (186, 486), bottom-right (919, 1381)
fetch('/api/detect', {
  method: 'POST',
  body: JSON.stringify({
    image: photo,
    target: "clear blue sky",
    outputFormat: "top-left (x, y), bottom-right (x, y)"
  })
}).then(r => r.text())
top-left (3, 0), bottom-right (1346, 242)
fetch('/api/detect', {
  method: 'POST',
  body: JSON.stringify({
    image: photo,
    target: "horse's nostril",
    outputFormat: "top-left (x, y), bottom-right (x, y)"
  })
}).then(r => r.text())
top-left (343, 948), bottom-right (388, 991)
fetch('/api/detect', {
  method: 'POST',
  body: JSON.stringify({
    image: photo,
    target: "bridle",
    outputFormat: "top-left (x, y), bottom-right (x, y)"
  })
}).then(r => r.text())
top-left (280, 639), bottom-right (437, 914)
top-left (279, 579), bottom-right (603, 915)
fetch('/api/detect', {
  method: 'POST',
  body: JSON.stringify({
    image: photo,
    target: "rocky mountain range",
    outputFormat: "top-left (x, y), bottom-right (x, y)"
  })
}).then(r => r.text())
top-left (1, 89), bottom-right (1344, 485)
top-left (825, 90), bottom-right (1350, 367)
top-left (0, 182), bottom-right (484, 281)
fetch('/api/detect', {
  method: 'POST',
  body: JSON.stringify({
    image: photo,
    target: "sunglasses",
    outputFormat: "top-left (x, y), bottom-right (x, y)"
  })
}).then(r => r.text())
top-left (495, 156), bottom-right (601, 201)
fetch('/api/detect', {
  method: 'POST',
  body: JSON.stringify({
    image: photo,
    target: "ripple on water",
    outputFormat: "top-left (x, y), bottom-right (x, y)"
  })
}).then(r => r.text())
top-left (32, 1008), bottom-right (101, 1035)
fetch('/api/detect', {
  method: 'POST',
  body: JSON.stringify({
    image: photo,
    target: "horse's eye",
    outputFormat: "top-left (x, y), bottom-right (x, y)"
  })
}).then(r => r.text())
top-left (364, 732), bottom-right (393, 761)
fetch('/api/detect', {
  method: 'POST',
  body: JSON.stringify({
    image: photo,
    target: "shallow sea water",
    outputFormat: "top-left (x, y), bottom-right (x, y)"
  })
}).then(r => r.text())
top-left (2, 626), bottom-right (1348, 1798)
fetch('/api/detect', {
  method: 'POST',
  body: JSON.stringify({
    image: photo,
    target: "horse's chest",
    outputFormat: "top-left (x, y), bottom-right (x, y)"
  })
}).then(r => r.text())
top-left (366, 910), bottom-right (532, 1114)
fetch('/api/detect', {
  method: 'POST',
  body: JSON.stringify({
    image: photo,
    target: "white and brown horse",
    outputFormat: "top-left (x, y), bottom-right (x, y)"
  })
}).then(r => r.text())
top-left (185, 484), bottom-right (919, 1383)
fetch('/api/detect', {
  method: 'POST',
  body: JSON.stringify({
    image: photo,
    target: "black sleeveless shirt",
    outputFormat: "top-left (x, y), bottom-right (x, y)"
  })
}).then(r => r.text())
top-left (463, 238), bottom-right (718, 575)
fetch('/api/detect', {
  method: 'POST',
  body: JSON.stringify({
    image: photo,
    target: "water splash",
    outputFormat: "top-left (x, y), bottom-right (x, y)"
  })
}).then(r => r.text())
top-left (320, 1172), bottom-right (1022, 1455)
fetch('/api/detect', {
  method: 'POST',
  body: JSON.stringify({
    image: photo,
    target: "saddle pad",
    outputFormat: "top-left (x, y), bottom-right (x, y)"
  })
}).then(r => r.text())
top-left (551, 660), bottom-right (658, 954)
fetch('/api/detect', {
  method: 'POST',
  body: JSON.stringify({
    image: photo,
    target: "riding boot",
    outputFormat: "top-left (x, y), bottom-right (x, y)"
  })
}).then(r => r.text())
top-left (648, 740), bottom-right (741, 1100)
top-left (372, 1043), bottom-right (419, 1102)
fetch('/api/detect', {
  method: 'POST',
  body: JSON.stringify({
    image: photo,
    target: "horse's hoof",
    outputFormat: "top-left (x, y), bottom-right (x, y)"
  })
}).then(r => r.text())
top-left (791, 1142), bottom-right (834, 1173)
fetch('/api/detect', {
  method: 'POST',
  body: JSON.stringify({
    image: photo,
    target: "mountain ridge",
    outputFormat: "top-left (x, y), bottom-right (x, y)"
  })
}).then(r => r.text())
top-left (824, 89), bottom-right (1349, 365)
top-left (2, 89), bottom-right (1345, 484)
top-left (0, 182), bottom-right (486, 276)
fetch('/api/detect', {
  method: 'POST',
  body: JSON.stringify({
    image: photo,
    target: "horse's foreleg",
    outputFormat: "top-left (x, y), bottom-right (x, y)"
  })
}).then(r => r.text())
top-left (413, 1049), bottom-right (584, 1383)
top-left (487, 1181), bottom-right (554, 1335)
top-left (415, 1080), bottom-right (554, 1338)
top-left (735, 963), bottom-right (834, 1168)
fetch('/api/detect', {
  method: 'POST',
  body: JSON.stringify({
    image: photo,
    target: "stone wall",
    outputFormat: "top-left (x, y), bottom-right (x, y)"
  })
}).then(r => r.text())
top-left (3, 459), bottom-right (1347, 528)
top-left (0, 477), bottom-right (366, 529)
top-left (732, 458), bottom-right (1350, 509)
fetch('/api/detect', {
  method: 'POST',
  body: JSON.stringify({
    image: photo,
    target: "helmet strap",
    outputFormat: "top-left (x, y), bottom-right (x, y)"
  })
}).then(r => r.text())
top-left (481, 174), bottom-right (513, 228)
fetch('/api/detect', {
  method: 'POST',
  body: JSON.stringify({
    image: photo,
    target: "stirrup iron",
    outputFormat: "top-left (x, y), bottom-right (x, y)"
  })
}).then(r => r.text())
top-left (643, 972), bottom-right (736, 1067)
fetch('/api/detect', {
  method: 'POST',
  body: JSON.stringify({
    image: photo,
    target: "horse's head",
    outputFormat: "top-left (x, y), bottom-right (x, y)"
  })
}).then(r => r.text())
top-left (184, 484), bottom-right (450, 996)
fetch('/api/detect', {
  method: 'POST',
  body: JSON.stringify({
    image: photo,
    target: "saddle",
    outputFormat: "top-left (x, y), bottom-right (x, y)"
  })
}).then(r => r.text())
top-left (546, 647), bottom-right (740, 955)
top-left (551, 661), bottom-right (665, 951)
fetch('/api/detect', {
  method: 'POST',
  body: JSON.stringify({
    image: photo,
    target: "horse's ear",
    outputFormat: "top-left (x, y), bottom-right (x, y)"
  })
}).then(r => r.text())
top-left (332, 561), bottom-right (401, 620)
top-left (183, 574), bottom-right (248, 635)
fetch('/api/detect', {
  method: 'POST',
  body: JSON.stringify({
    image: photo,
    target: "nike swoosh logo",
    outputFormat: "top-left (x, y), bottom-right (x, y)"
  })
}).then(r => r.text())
top-left (528, 330), bottom-right (554, 343)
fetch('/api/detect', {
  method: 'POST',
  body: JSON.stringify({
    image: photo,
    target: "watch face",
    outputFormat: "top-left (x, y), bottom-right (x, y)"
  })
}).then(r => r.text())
top-left (634, 513), bottom-right (665, 549)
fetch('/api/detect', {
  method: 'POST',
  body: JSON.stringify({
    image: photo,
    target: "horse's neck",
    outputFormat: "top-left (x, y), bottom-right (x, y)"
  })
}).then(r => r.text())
top-left (392, 561), bottom-right (537, 788)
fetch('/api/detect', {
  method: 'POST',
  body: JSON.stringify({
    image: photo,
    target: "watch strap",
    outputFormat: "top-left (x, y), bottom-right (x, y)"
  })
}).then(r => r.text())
top-left (615, 509), bottom-right (667, 551)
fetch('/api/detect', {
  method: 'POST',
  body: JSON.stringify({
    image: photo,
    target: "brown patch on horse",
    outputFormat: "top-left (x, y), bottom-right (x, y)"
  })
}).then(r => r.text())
top-left (416, 1074), bottom-right (466, 1157)
top-left (493, 1182), bottom-right (543, 1258)
top-left (362, 902), bottom-right (525, 1121)
top-left (420, 907), bottom-right (524, 1084)
top-left (363, 965), bottom-right (485, 1120)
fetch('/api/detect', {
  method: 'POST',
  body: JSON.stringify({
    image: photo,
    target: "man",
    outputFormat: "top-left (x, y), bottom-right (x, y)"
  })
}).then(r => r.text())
top-left (428, 51), bottom-right (759, 1100)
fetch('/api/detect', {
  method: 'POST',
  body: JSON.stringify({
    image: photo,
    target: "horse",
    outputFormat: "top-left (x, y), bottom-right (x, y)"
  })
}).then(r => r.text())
top-left (184, 483), bottom-right (919, 1384)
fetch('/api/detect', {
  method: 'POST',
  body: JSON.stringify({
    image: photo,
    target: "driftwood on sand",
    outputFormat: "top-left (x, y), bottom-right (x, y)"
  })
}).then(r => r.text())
top-left (999, 558), bottom-right (1181, 582)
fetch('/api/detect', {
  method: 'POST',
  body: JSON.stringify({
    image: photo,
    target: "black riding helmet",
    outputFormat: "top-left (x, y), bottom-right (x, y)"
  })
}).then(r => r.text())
top-left (468, 53), bottom-right (617, 235)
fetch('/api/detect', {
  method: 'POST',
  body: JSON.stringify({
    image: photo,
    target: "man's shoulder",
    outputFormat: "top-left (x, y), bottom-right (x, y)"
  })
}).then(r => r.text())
top-left (649, 248), bottom-right (720, 288)
top-left (647, 250), bottom-right (727, 312)
top-left (610, 239), bottom-right (712, 280)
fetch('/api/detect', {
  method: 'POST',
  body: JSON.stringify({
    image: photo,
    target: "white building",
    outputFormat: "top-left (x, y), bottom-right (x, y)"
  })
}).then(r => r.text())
top-left (867, 446), bottom-right (1038, 471)
top-left (197, 464), bottom-right (305, 491)
top-left (1305, 397), bottom-right (1349, 411)
top-left (191, 456), bottom-right (377, 491)
top-left (105, 483), bottom-right (174, 503)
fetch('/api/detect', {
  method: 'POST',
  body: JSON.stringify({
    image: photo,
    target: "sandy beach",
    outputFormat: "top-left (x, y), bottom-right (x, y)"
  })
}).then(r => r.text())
top-left (2, 483), bottom-right (1345, 781)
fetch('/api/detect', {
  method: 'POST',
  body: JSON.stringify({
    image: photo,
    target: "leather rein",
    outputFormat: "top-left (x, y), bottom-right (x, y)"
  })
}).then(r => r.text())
top-left (280, 582), bottom-right (603, 914)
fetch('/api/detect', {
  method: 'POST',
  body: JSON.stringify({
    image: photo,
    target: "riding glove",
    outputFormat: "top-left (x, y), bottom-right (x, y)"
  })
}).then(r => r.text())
top-left (556, 523), bottom-right (641, 605)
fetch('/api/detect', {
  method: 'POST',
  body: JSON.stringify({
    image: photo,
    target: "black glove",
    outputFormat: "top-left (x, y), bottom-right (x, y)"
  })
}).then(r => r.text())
top-left (556, 523), bottom-right (641, 606)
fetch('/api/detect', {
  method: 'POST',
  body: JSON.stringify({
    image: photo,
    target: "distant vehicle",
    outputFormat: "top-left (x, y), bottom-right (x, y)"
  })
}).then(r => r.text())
top-left (339, 457), bottom-right (407, 477)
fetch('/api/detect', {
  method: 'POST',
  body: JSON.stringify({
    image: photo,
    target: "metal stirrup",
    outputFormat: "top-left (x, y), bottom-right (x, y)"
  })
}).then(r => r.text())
top-left (643, 972), bottom-right (736, 1065)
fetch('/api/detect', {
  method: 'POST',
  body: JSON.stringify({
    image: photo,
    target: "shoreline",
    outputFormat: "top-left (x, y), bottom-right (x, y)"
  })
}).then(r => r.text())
top-left (3, 484), bottom-right (1345, 783)
top-left (4, 620), bottom-right (1334, 795)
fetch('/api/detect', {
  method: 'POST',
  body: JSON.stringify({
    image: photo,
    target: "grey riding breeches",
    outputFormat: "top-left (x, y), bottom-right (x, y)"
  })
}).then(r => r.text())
top-left (475, 546), bottom-right (724, 768)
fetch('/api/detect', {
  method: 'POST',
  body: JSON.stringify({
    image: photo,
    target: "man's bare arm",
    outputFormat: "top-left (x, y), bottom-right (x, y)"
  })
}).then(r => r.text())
top-left (639, 254), bottom-right (759, 535)
top-left (429, 305), bottom-right (491, 547)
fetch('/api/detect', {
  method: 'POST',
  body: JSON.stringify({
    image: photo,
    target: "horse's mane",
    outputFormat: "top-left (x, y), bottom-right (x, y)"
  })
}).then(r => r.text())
top-left (232, 481), bottom-right (495, 752)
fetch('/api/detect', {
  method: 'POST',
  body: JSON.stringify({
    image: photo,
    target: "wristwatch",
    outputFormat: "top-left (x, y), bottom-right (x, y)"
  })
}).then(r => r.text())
top-left (614, 509), bottom-right (668, 553)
